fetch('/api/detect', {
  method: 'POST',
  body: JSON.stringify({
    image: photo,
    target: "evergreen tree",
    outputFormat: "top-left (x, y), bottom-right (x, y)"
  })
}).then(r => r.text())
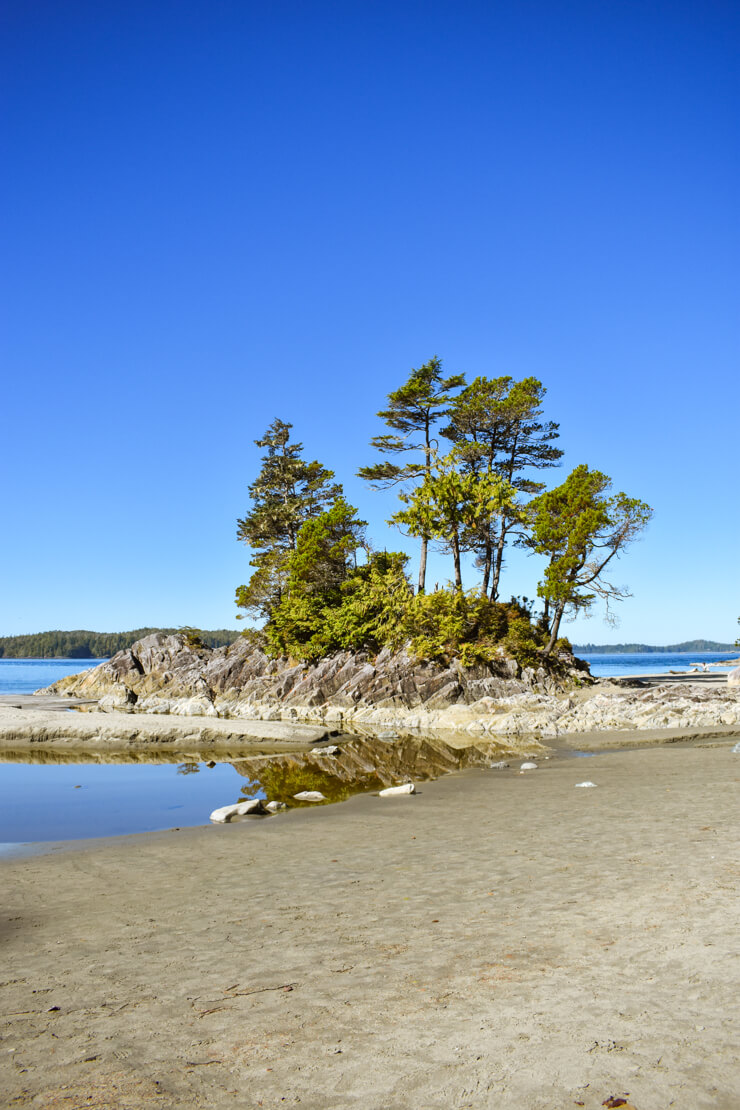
top-left (358, 357), bottom-right (465, 594)
top-left (442, 376), bottom-right (562, 599)
top-left (390, 450), bottom-right (515, 591)
top-left (236, 419), bottom-right (342, 621)
top-left (525, 465), bottom-right (653, 656)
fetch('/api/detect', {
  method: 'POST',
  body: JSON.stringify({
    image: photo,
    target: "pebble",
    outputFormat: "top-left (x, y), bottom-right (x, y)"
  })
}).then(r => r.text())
top-left (293, 791), bottom-right (326, 802)
top-left (574, 781), bottom-right (597, 788)
top-left (519, 761), bottom-right (538, 771)
top-left (379, 783), bottom-right (416, 796)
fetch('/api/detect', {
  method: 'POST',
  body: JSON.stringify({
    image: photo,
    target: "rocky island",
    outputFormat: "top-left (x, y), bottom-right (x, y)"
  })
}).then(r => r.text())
top-left (34, 631), bottom-right (740, 742)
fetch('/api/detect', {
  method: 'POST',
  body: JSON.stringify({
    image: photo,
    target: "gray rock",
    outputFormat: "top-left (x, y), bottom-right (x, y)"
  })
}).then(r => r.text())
top-left (728, 667), bottom-right (740, 687)
top-left (265, 800), bottom-right (289, 812)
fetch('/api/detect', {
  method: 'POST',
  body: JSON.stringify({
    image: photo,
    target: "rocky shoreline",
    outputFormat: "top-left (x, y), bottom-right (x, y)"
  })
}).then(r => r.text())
top-left (39, 632), bottom-right (740, 738)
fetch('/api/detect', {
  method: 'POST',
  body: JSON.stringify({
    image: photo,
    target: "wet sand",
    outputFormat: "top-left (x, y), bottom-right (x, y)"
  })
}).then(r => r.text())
top-left (2, 741), bottom-right (739, 1109)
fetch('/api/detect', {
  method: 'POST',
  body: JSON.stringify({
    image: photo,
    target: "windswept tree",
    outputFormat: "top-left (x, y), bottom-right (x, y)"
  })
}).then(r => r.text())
top-left (235, 419), bottom-right (342, 622)
top-left (358, 357), bottom-right (465, 594)
top-left (442, 376), bottom-right (562, 599)
top-left (390, 450), bottom-right (516, 591)
top-left (525, 465), bottom-right (653, 656)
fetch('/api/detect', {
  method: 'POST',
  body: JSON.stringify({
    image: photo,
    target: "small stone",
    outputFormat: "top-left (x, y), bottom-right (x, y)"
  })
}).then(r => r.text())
top-left (293, 791), bottom-right (326, 802)
top-left (310, 745), bottom-right (340, 756)
top-left (519, 761), bottom-right (538, 771)
top-left (489, 761), bottom-right (509, 770)
top-left (730, 742), bottom-right (740, 754)
top-left (574, 781), bottom-right (597, 788)
top-left (265, 800), bottom-right (288, 812)
top-left (379, 783), bottom-right (416, 796)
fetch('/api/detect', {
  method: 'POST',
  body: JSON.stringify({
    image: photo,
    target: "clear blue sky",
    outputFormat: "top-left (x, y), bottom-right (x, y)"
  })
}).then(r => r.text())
top-left (1, 0), bottom-right (738, 644)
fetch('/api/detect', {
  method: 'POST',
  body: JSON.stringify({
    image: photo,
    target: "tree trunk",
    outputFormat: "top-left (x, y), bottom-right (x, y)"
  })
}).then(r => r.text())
top-left (417, 423), bottom-right (432, 596)
top-left (481, 536), bottom-right (492, 596)
top-left (543, 599), bottom-right (567, 657)
top-left (418, 537), bottom-right (428, 595)
top-left (490, 525), bottom-right (507, 601)
top-left (542, 596), bottom-right (550, 630)
top-left (451, 530), bottom-right (462, 591)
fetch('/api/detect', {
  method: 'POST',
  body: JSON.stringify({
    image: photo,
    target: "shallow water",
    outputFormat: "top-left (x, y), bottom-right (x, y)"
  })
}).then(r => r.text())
top-left (0, 758), bottom-right (262, 848)
top-left (0, 734), bottom-right (516, 848)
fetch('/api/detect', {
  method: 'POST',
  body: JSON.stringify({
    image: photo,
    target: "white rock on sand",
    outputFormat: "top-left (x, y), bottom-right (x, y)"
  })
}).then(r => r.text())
top-left (209, 798), bottom-right (266, 822)
top-left (520, 761), bottom-right (538, 771)
top-left (378, 783), bottom-right (416, 796)
top-left (293, 791), bottom-right (326, 802)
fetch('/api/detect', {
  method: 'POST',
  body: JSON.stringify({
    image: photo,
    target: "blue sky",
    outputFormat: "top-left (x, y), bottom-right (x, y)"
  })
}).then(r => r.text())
top-left (1, 0), bottom-right (738, 644)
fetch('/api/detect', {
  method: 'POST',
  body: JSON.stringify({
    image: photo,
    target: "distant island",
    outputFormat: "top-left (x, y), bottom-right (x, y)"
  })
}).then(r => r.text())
top-left (573, 640), bottom-right (736, 654)
top-left (0, 628), bottom-right (241, 659)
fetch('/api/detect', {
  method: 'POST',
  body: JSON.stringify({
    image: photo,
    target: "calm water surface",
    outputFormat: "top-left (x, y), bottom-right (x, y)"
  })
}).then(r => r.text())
top-left (580, 651), bottom-right (737, 677)
top-left (0, 657), bottom-right (101, 694)
top-left (0, 758), bottom-right (261, 848)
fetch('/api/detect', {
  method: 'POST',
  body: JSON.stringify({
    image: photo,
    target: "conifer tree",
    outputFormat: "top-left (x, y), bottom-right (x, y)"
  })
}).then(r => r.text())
top-left (526, 465), bottom-right (653, 656)
top-left (235, 419), bottom-right (342, 621)
top-left (442, 376), bottom-right (562, 599)
top-left (358, 357), bottom-right (465, 594)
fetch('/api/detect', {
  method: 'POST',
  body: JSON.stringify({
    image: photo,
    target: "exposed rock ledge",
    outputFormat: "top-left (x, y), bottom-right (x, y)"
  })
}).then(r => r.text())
top-left (39, 633), bottom-right (740, 738)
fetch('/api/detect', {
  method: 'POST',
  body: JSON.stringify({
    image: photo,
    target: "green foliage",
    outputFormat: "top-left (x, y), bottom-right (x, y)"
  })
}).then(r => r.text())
top-left (390, 450), bottom-right (517, 589)
top-left (180, 627), bottom-right (208, 651)
top-left (0, 628), bottom-right (240, 659)
top-left (358, 356), bottom-right (465, 593)
top-left (265, 498), bottom-right (375, 662)
top-left (236, 419), bottom-right (343, 623)
top-left (440, 375), bottom-right (563, 599)
top-left (526, 464), bottom-right (653, 655)
top-left (236, 369), bottom-right (653, 674)
top-left (400, 589), bottom-right (544, 669)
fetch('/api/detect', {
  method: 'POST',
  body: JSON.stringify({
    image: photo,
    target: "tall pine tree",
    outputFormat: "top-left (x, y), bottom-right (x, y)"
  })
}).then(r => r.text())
top-left (358, 357), bottom-right (465, 594)
top-left (236, 419), bottom-right (342, 621)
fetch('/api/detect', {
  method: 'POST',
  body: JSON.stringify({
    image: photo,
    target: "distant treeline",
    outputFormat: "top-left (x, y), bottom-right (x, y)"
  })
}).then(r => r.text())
top-left (0, 629), bottom-right (241, 659)
top-left (574, 640), bottom-right (735, 654)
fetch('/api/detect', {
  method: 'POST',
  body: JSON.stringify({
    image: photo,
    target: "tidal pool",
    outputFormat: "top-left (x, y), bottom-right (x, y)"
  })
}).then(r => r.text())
top-left (0, 756), bottom-right (266, 848)
top-left (0, 733), bottom-right (517, 849)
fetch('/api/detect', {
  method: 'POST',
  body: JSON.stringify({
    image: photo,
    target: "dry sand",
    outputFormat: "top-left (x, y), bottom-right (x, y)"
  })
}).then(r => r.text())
top-left (2, 741), bottom-right (739, 1109)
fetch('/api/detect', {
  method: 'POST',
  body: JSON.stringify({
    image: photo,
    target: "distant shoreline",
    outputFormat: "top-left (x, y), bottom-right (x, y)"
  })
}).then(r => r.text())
top-left (574, 641), bottom-right (735, 654)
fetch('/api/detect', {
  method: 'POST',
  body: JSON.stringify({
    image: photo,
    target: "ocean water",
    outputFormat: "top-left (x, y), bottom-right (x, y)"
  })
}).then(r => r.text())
top-left (579, 651), bottom-right (738, 678)
top-left (0, 657), bottom-right (101, 695)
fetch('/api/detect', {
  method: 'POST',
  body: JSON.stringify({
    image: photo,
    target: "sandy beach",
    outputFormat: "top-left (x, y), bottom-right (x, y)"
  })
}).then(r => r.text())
top-left (2, 738), bottom-right (739, 1109)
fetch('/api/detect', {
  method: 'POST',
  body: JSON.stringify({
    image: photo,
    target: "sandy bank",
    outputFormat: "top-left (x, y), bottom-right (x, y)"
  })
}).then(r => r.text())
top-left (2, 741), bottom-right (739, 1109)
top-left (0, 704), bottom-right (331, 750)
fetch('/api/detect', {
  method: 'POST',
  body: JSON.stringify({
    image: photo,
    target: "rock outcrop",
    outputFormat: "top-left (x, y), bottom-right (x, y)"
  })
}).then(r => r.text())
top-left (39, 633), bottom-right (740, 738)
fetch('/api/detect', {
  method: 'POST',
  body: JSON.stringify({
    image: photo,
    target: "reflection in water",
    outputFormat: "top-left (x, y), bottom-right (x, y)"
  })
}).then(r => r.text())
top-left (0, 733), bottom-right (523, 842)
top-left (177, 762), bottom-right (200, 775)
top-left (231, 734), bottom-right (516, 806)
